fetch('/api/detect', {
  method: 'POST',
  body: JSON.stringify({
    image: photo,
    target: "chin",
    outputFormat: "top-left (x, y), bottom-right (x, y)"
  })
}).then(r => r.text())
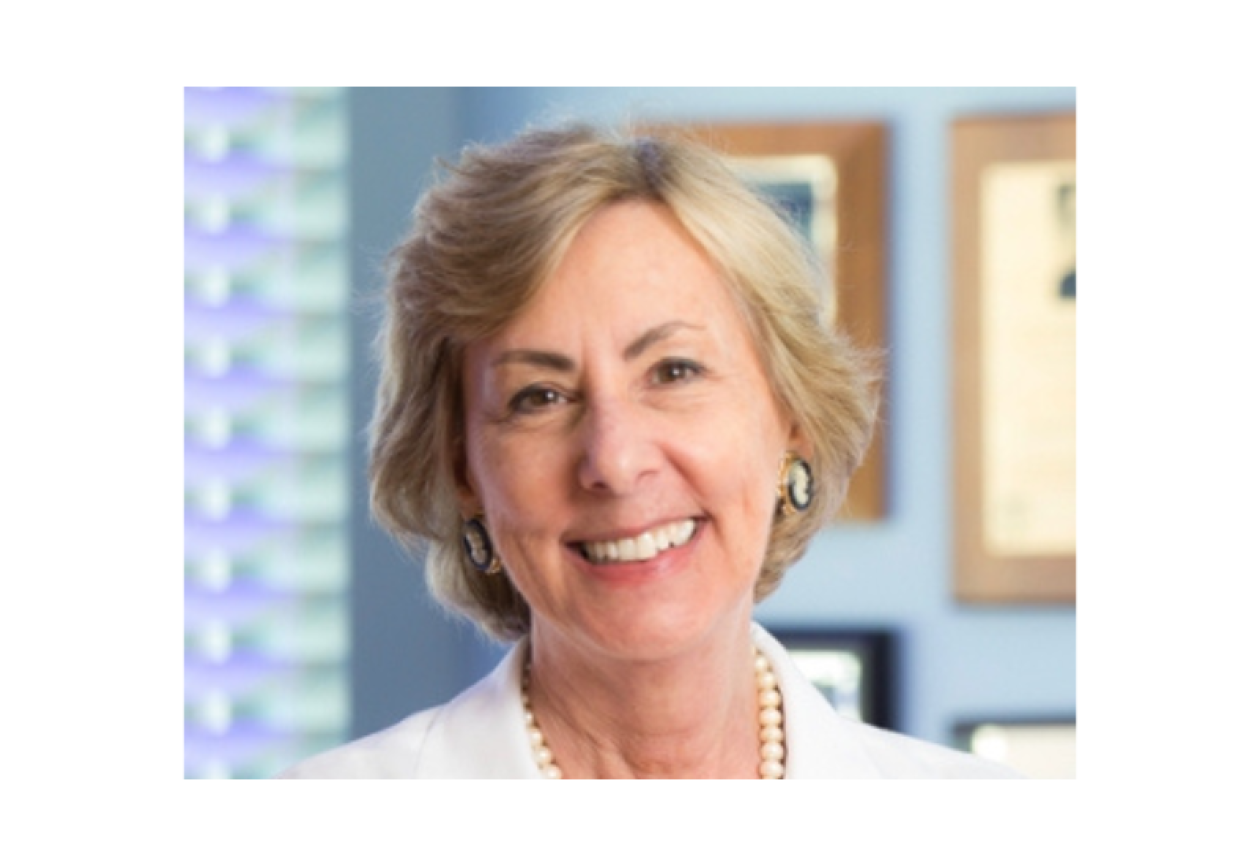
top-left (560, 595), bottom-right (752, 665)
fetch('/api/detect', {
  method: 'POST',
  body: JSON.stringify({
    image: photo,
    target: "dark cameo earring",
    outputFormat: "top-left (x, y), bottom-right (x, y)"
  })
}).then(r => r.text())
top-left (462, 515), bottom-right (503, 575)
top-left (777, 452), bottom-right (815, 516)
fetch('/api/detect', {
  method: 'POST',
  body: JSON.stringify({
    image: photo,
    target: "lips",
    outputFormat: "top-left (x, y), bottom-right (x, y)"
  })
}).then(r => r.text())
top-left (577, 518), bottom-right (698, 564)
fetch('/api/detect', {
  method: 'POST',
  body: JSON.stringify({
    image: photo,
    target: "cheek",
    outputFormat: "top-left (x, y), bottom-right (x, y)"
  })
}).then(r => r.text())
top-left (687, 428), bottom-right (780, 527)
top-left (471, 435), bottom-right (567, 538)
top-left (723, 399), bottom-right (789, 493)
top-left (725, 417), bottom-right (790, 543)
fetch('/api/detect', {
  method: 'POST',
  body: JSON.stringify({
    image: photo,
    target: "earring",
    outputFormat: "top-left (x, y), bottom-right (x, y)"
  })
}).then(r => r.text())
top-left (777, 452), bottom-right (815, 516)
top-left (462, 515), bottom-right (503, 575)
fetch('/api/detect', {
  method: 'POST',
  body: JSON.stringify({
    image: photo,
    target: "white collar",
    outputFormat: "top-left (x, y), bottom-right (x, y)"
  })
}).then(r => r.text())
top-left (414, 623), bottom-right (886, 779)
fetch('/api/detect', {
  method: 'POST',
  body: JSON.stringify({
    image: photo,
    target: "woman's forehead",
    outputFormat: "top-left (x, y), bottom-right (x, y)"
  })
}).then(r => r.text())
top-left (491, 204), bottom-right (742, 341)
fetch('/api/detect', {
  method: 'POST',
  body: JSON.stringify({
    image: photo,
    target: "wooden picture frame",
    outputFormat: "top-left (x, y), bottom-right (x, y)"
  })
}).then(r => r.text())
top-left (764, 627), bottom-right (896, 730)
top-left (952, 114), bottom-right (1076, 603)
top-left (644, 122), bottom-right (888, 520)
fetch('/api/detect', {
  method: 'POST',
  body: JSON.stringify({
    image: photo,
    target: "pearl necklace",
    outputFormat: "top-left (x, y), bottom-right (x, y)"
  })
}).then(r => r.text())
top-left (520, 644), bottom-right (786, 779)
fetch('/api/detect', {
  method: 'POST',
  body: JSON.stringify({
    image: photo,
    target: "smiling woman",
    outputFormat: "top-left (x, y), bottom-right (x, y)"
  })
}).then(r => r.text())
top-left (461, 202), bottom-right (796, 689)
top-left (278, 122), bottom-right (1020, 779)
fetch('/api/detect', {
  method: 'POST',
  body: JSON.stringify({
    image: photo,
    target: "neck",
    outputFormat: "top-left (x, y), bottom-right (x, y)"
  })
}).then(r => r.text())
top-left (524, 627), bottom-right (765, 779)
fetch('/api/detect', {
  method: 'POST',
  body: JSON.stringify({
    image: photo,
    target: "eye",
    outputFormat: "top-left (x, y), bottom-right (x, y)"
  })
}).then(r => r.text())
top-left (651, 358), bottom-right (703, 385)
top-left (509, 385), bottom-right (568, 415)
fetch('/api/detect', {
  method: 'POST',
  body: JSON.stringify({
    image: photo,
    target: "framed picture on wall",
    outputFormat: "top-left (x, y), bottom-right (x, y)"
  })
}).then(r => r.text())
top-left (644, 122), bottom-right (888, 521)
top-left (952, 113), bottom-right (1076, 603)
top-left (954, 718), bottom-right (1076, 779)
top-left (763, 627), bottom-right (896, 730)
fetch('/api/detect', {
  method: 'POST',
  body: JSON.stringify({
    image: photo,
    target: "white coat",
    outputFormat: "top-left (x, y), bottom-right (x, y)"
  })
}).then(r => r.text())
top-left (279, 624), bottom-right (1020, 779)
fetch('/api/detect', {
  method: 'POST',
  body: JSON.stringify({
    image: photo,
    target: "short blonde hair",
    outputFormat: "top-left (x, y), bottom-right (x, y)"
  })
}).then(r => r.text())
top-left (371, 122), bottom-right (880, 641)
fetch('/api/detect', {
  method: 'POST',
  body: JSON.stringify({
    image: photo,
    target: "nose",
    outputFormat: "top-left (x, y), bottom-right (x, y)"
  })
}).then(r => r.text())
top-left (576, 394), bottom-right (659, 496)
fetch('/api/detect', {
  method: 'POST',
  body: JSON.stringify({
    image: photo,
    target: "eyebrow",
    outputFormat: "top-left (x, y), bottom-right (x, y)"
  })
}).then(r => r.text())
top-left (491, 348), bottom-right (575, 372)
top-left (624, 321), bottom-right (702, 361)
top-left (492, 321), bottom-right (703, 371)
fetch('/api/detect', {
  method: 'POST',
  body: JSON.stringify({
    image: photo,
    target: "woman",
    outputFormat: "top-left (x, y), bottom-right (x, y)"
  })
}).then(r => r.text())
top-left (281, 123), bottom-right (1017, 779)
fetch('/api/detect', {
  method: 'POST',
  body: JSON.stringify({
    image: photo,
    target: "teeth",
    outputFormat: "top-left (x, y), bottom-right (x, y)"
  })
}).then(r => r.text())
top-left (581, 519), bottom-right (696, 564)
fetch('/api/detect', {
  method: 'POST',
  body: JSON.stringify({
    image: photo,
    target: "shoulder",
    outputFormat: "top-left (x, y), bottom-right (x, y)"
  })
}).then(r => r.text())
top-left (275, 708), bottom-right (441, 779)
top-left (275, 641), bottom-right (536, 779)
top-left (751, 623), bottom-right (1022, 779)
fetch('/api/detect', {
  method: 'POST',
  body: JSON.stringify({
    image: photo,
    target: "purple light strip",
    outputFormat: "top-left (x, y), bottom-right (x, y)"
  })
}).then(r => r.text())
top-left (184, 513), bottom-right (295, 556)
top-left (184, 226), bottom-right (287, 271)
top-left (183, 369), bottom-right (289, 413)
top-left (183, 722), bottom-right (290, 767)
top-left (184, 441), bottom-right (291, 484)
top-left (184, 152), bottom-right (285, 198)
top-left (184, 653), bottom-right (294, 697)
top-left (183, 87), bottom-right (281, 128)
top-left (184, 299), bottom-right (287, 342)
top-left (184, 585), bottom-right (292, 628)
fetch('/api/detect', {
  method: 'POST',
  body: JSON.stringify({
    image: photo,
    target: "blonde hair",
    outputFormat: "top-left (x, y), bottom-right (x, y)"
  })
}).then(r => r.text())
top-left (370, 122), bottom-right (880, 641)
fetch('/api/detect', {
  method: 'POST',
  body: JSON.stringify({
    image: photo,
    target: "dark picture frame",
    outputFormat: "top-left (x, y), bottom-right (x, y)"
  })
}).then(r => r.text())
top-left (645, 122), bottom-right (889, 521)
top-left (763, 626), bottom-right (896, 731)
top-left (952, 113), bottom-right (1076, 603)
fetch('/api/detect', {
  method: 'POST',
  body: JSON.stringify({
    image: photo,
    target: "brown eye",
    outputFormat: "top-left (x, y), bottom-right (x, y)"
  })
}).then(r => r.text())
top-left (652, 359), bottom-right (702, 385)
top-left (510, 386), bottom-right (566, 414)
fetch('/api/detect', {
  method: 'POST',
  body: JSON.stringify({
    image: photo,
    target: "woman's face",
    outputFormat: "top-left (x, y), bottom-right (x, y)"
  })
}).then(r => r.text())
top-left (460, 201), bottom-right (799, 662)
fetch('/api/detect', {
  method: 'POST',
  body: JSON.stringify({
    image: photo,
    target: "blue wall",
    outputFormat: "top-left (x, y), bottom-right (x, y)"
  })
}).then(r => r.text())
top-left (347, 87), bottom-right (1076, 748)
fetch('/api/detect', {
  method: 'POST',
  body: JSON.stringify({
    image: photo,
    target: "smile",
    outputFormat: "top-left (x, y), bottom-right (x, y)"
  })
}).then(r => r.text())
top-left (579, 518), bottom-right (697, 564)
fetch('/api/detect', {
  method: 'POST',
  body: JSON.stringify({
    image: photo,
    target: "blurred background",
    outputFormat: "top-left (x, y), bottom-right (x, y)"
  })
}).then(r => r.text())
top-left (183, 86), bottom-right (1076, 780)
